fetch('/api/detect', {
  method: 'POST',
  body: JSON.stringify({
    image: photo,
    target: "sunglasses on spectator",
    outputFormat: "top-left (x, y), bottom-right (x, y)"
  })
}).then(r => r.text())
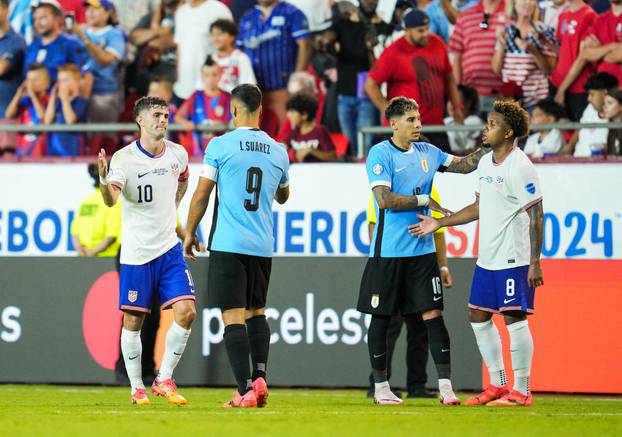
top-left (480, 13), bottom-right (491, 30)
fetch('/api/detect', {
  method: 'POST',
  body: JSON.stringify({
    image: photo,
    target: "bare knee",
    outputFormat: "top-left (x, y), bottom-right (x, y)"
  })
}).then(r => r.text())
top-left (222, 308), bottom-right (246, 326)
top-left (468, 308), bottom-right (493, 323)
top-left (173, 301), bottom-right (197, 329)
top-left (245, 307), bottom-right (265, 320)
top-left (503, 311), bottom-right (526, 325)
top-left (421, 309), bottom-right (442, 321)
top-left (123, 311), bottom-right (145, 330)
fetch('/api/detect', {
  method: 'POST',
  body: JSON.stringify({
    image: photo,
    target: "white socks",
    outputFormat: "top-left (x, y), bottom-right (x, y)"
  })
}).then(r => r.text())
top-left (121, 328), bottom-right (144, 392)
top-left (508, 320), bottom-right (533, 395)
top-left (471, 320), bottom-right (507, 388)
top-left (158, 322), bottom-right (191, 380)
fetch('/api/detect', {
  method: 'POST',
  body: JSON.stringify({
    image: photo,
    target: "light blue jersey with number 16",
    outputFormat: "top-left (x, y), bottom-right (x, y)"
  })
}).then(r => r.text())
top-left (200, 127), bottom-right (290, 257)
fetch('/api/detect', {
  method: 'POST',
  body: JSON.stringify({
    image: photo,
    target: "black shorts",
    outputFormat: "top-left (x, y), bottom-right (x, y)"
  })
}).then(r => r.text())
top-left (207, 251), bottom-right (272, 311)
top-left (357, 253), bottom-right (443, 316)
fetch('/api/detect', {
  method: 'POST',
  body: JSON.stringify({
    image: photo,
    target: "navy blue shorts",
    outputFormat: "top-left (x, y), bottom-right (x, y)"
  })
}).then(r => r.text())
top-left (119, 243), bottom-right (195, 313)
top-left (469, 265), bottom-right (535, 314)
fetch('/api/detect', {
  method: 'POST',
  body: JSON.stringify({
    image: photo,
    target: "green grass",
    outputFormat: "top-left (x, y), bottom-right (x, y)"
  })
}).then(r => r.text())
top-left (1, 385), bottom-right (621, 436)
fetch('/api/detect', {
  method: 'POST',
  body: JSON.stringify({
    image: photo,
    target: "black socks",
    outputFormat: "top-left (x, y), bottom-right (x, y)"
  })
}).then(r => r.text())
top-left (246, 315), bottom-right (270, 381)
top-left (368, 315), bottom-right (391, 383)
top-left (223, 324), bottom-right (252, 395)
top-left (424, 316), bottom-right (451, 379)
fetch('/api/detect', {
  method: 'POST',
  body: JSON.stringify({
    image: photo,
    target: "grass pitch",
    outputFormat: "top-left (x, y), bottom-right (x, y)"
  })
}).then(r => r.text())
top-left (1, 385), bottom-right (621, 437)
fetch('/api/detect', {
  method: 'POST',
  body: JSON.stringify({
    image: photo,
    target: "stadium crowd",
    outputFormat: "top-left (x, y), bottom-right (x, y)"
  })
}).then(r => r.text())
top-left (1, 0), bottom-right (622, 160)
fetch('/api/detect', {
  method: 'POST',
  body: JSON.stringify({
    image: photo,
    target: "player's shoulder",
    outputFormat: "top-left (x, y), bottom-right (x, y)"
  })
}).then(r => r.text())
top-left (368, 140), bottom-right (392, 157)
top-left (477, 149), bottom-right (494, 169)
top-left (164, 140), bottom-right (188, 159)
top-left (111, 142), bottom-right (136, 163)
top-left (511, 147), bottom-right (537, 170)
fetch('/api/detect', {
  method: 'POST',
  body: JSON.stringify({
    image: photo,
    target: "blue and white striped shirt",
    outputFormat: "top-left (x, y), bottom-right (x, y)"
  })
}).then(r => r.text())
top-left (237, 2), bottom-right (311, 91)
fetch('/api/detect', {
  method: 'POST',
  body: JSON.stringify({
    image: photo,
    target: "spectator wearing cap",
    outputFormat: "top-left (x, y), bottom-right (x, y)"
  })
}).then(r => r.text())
top-left (491, 0), bottom-right (557, 110)
top-left (366, 9), bottom-right (463, 152)
top-left (449, 0), bottom-right (508, 113)
top-left (173, 0), bottom-right (232, 102)
top-left (71, 0), bottom-right (125, 123)
top-left (320, 0), bottom-right (392, 157)
top-left (0, 0), bottom-right (26, 117)
top-left (23, 0), bottom-right (91, 85)
top-left (237, 0), bottom-right (312, 136)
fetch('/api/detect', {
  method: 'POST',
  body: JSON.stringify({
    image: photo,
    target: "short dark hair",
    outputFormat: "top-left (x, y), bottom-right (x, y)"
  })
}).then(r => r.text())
top-left (133, 96), bottom-right (169, 119)
top-left (458, 84), bottom-right (480, 115)
top-left (210, 18), bottom-right (238, 37)
top-left (27, 62), bottom-right (49, 74)
top-left (231, 84), bottom-right (262, 113)
top-left (584, 72), bottom-right (619, 91)
top-left (493, 99), bottom-right (529, 139)
top-left (286, 92), bottom-right (318, 120)
top-left (533, 97), bottom-right (566, 121)
top-left (204, 55), bottom-right (218, 68)
top-left (385, 96), bottom-right (419, 121)
top-left (0, 0), bottom-right (10, 9)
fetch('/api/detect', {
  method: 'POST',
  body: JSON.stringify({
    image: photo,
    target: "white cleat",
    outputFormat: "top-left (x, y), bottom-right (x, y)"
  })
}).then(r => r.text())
top-left (439, 383), bottom-right (461, 406)
top-left (373, 384), bottom-right (404, 405)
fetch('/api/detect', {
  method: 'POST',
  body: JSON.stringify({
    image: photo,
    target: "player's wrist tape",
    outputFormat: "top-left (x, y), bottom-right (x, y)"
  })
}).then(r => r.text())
top-left (440, 266), bottom-right (449, 272)
top-left (416, 194), bottom-right (430, 207)
top-left (99, 174), bottom-right (109, 185)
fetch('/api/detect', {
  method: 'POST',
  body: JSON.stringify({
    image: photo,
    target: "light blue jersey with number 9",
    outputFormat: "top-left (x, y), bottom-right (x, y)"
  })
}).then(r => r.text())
top-left (201, 127), bottom-right (289, 257)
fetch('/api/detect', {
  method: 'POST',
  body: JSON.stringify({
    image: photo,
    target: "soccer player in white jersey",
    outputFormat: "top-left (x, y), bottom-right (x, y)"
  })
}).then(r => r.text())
top-left (412, 100), bottom-right (544, 407)
top-left (98, 96), bottom-right (197, 406)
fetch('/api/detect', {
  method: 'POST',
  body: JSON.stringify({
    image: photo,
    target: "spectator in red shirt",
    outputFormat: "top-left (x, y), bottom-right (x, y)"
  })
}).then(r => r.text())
top-left (285, 92), bottom-right (337, 163)
top-left (555, 0), bottom-right (622, 100)
top-left (551, 0), bottom-right (597, 120)
top-left (449, 0), bottom-right (508, 113)
top-left (365, 9), bottom-right (463, 152)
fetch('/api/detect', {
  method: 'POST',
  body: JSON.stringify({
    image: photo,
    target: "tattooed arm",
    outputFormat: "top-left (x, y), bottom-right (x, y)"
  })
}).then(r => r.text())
top-left (372, 185), bottom-right (452, 215)
top-left (444, 147), bottom-right (488, 174)
top-left (527, 201), bottom-right (544, 288)
top-left (175, 178), bottom-right (188, 208)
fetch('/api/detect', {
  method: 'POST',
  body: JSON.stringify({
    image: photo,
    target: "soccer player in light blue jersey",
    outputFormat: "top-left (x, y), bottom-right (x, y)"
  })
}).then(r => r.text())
top-left (185, 84), bottom-right (290, 408)
top-left (358, 96), bottom-right (489, 405)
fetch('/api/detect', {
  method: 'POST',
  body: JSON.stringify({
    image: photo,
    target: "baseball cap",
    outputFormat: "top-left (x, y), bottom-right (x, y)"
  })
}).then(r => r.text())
top-left (30, 0), bottom-right (63, 13)
top-left (403, 8), bottom-right (430, 28)
top-left (82, 0), bottom-right (114, 10)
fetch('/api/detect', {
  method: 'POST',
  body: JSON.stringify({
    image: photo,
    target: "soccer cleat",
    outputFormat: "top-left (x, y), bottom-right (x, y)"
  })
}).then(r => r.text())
top-left (487, 390), bottom-right (533, 406)
top-left (224, 390), bottom-right (258, 408)
top-left (439, 393), bottom-right (461, 406)
top-left (465, 385), bottom-right (509, 406)
top-left (131, 388), bottom-right (150, 405)
top-left (151, 377), bottom-right (187, 405)
top-left (373, 386), bottom-right (404, 405)
top-left (252, 377), bottom-right (269, 408)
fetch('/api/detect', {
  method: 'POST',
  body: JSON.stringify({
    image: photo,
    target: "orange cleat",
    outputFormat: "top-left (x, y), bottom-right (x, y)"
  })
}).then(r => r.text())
top-left (487, 390), bottom-right (533, 406)
top-left (465, 385), bottom-right (509, 406)
top-left (252, 377), bottom-right (269, 408)
top-left (151, 377), bottom-right (187, 405)
top-left (131, 388), bottom-right (150, 405)
top-left (224, 390), bottom-right (258, 408)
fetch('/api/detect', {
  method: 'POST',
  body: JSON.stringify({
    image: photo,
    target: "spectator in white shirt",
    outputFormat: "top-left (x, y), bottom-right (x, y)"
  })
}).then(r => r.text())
top-left (173, 0), bottom-right (232, 100)
top-left (210, 19), bottom-right (256, 93)
top-left (445, 84), bottom-right (483, 155)
top-left (560, 72), bottom-right (618, 157)
top-left (524, 98), bottom-right (566, 158)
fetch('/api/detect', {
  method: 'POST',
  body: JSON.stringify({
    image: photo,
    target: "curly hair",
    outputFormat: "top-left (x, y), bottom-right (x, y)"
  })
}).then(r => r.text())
top-left (493, 99), bottom-right (529, 139)
top-left (286, 92), bottom-right (318, 120)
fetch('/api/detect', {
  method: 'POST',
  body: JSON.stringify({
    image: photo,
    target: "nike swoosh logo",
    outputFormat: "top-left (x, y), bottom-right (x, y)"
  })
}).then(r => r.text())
top-left (138, 171), bottom-right (151, 178)
top-left (373, 353), bottom-right (386, 358)
top-left (128, 354), bottom-right (139, 360)
top-left (395, 167), bottom-right (407, 173)
top-left (503, 298), bottom-right (516, 304)
top-left (433, 296), bottom-right (443, 301)
top-left (173, 352), bottom-right (182, 356)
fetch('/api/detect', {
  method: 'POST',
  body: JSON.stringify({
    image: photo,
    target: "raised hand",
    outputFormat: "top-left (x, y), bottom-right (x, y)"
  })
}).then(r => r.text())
top-left (408, 214), bottom-right (440, 237)
top-left (97, 148), bottom-right (108, 181)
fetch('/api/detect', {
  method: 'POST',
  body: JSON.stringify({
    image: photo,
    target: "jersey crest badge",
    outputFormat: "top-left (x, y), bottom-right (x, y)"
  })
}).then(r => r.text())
top-left (421, 159), bottom-right (429, 173)
top-left (128, 290), bottom-right (138, 303)
top-left (373, 164), bottom-right (384, 175)
top-left (371, 294), bottom-right (380, 308)
top-left (525, 183), bottom-right (536, 194)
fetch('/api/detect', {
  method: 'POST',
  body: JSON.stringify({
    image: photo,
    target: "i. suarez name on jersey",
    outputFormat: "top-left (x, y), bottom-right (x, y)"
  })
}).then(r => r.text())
top-left (367, 139), bottom-right (453, 258)
top-left (108, 140), bottom-right (189, 265)
top-left (201, 127), bottom-right (289, 257)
